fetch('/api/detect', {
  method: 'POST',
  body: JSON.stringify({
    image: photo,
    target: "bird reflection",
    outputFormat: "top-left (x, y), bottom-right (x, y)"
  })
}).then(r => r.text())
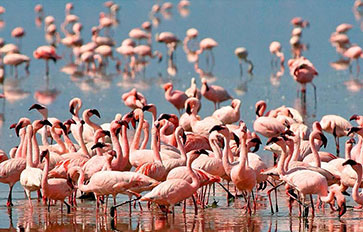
top-left (3, 78), bottom-right (30, 103)
top-left (270, 65), bottom-right (285, 87)
top-left (344, 77), bottom-right (363, 92)
top-left (330, 59), bottom-right (350, 71)
top-left (194, 61), bottom-right (217, 83)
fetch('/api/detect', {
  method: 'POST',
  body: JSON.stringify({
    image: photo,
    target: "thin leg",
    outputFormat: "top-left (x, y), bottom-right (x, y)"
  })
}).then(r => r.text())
top-left (64, 201), bottom-right (71, 214)
top-left (310, 194), bottom-right (315, 217)
top-left (7, 185), bottom-right (13, 207)
top-left (311, 82), bottom-right (317, 109)
top-left (192, 195), bottom-right (198, 215)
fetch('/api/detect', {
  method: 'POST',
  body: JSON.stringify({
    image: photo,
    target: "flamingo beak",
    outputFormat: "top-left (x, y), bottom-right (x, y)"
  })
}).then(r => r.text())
top-left (232, 133), bottom-right (240, 147)
top-left (266, 137), bottom-right (280, 145)
top-left (319, 133), bottom-right (328, 148)
top-left (15, 122), bottom-right (23, 137)
top-left (91, 142), bottom-right (106, 150)
top-left (338, 201), bottom-right (346, 218)
top-left (29, 103), bottom-right (45, 111)
top-left (118, 120), bottom-right (129, 129)
top-left (186, 103), bottom-right (192, 115)
top-left (41, 119), bottom-right (52, 127)
top-left (69, 105), bottom-right (75, 115)
top-left (90, 109), bottom-right (101, 118)
top-left (347, 127), bottom-right (361, 136)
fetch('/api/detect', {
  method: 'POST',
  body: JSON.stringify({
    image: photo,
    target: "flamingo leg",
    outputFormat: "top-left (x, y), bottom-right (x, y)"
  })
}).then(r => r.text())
top-left (64, 201), bottom-right (71, 214)
top-left (310, 194), bottom-right (315, 217)
top-left (310, 82), bottom-right (317, 108)
top-left (239, 60), bottom-right (243, 78)
top-left (333, 126), bottom-right (340, 156)
top-left (7, 185), bottom-right (14, 207)
top-left (192, 195), bottom-right (198, 215)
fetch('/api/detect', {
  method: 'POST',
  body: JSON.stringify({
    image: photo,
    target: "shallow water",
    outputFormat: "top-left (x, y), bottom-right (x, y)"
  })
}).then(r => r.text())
top-left (0, 0), bottom-right (362, 231)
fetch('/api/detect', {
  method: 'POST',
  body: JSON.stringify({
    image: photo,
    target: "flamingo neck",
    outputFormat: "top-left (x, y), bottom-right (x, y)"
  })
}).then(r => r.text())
top-left (210, 136), bottom-right (222, 160)
top-left (76, 168), bottom-right (88, 192)
top-left (50, 126), bottom-right (67, 154)
top-left (41, 155), bottom-right (49, 192)
top-left (131, 114), bottom-right (144, 151)
top-left (32, 129), bottom-right (41, 167)
top-left (187, 157), bottom-right (199, 190)
top-left (120, 124), bottom-right (130, 168)
top-left (175, 131), bottom-right (187, 163)
top-left (15, 130), bottom-right (26, 158)
top-left (238, 137), bottom-right (248, 170)
top-left (78, 124), bottom-right (90, 158)
top-left (41, 126), bottom-right (49, 146)
top-left (140, 126), bottom-right (149, 149)
top-left (277, 144), bottom-right (287, 176)
top-left (345, 144), bottom-right (352, 160)
top-left (352, 165), bottom-right (363, 204)
top-left (151, 129), bottom-right (162, 163)
top-left (63, 132), bottom-right (76, 153)
top-left (26, 128), bottom-right (35, 167)
top-left (110, 126), bottom-right (123, 171)
top-left (84, 114), bottom-right (102, 134)
top-left (222, 135), bottom-right (233, 176)
top-left (309, 132), bottom-right (321, 167)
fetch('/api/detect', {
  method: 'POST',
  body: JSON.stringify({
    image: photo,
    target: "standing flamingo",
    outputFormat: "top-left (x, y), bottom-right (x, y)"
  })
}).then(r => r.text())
top-left (163, 82), bottom-right (188, 115)
top-left (200, 78), bottom-right (233, 110)
top-left (212, 99), bottom-right (241, 124)
top-left (41, 149), bottom-right (74, 213)
top-left (320, 114), bottom-right (352, 155)
top-left (288, 56), bottom-right (318, 104)
top-left (139, 149), bottom-right (205, 214)
top-left (33, 45), bottom-right (61, 75)
top-left (342, 160), bottom-right (363, 207)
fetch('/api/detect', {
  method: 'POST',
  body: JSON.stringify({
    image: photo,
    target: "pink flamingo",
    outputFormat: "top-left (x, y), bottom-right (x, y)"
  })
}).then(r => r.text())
top-left (253, 101), bottom-right (291, 138)
top-left (349, 114), bottom-right (363, 162)
top-left (342, 160), bottom-right (363, 207)
top-left (33, 45), bottom-right (61, 75)
top-left (0, 142), bottom-right (26, 207)
top-left (139, 149), bottom-right (205, 214)
top-left (40, 150), bottom-right (73, 213)
top-left (196, 38), bottom-right (218, 68)
top-left (288, 56), bottom-right (318, 103)
top-left (135, 122), bottom-right (167, 181)
top-left (200, 78), bottom-right (233, 110)
top-left (3, 53), bottom-right (30, 77)
top-left (320, 114), bottom-right (352, 155)
top-left (185, 77), bottom-right (202, 100)
top-left (20, 120), bottom-right (51, 207)
top-left (343, 45), bottom-right (362, 75)
top-left (212, 99), bottom-right (241, 124)
top-left (163, 82), bottom-right (188, 115)
top-left (179, 97), bottom-right (200, 131)
top-left (121, 88), bottom-right (147, 109)
top-left (11, 27), bottom-right (25, 48)
top-left (269, 41), bottom-right (285, 66)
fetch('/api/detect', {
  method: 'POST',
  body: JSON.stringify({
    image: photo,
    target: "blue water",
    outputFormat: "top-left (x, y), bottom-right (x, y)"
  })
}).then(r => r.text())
top-left (0, 0), bottom-right (362, 231)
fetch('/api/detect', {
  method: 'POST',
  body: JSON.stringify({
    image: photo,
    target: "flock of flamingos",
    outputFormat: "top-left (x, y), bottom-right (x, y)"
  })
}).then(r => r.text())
top-left (0, 0), bottom-right (363, 224)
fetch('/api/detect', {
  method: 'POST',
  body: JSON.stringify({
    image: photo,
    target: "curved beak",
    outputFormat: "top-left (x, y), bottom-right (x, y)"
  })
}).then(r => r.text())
top-left (29, 103), bottom-right (45, 111)
top-left (90, 109), bottom-right (101, 118)
top-left (41, 119), bottom-right (52, 127)
top-left (319, 132), bottom-right (328, 148)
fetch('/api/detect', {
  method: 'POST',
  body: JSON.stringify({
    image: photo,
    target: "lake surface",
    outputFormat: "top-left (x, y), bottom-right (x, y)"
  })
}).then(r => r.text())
top-left (0, 0), bottom-right (362, 231)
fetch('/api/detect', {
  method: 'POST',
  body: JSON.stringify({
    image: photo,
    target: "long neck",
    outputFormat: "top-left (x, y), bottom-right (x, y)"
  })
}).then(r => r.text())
top-left (151, 129), bottom-right (162, 163)
top-left (120, 124), bottom-right (130, 168)
top-left (131, 114), bottom-right (144, 151)
top-left (277, 144), bottom-right (287, 176)
top-left (238, 137), bottom-right (247, 170)
top-left (345, 144), bottom-right (352, 160)
top-left (32, 129), bottom-right (40, 166)
top-left (84, 114), bottom-right (101, 132)
top-left (140, 126), bottom-right (149, 150)
top-left (41, 156), bottom-right (49, 192)
top-left (26, 128), bottom-right (34, 167)
top-left (175, 131), bottom-right (187, 163)
top-left (63, 132), bottom-right (76, 152)
top-left (77, 124), bottom-right (90, 158)
top-left (110, 127), bottom-right (124, 170)
top-left (284, 141), bottom-right (295, 171)
top-left (15, 130), bottom-right (26, 158)
top-left (309, 132), bottom-right (321, 167)
top-left (188, 156), bottom-right (200, 190)
top-left (50, 127), bottom-right (66, 154)
top-left (41, 126), bottom-right (49, 146)
top-left (222, 135), bottom-right (233, 176)
top-left (352, 166), bottom-right (363, 204)
top-left (76, 168), bottom-right (89, 192)
top-left (210, 136), bottom-right (222, 159)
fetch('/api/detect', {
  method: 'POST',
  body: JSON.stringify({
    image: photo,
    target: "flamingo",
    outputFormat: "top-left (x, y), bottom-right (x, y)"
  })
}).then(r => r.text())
top-left (163, 82), bottom-right (188, 115)
top-left (33, 45), bottom-right (61, 75)
top-left (3, 53), bottom-right (30, 76)
top-left (349, 114), bottom-right (363, 162)
top-left (320, 114), bottom-right (352, 155)
top-left (342, 160), bottom-right (363, 206)
top-left (135, 122), bottom-right (167, 181)
top-left (20, 120), bottom-right (51, 207)
top-left (139, 149), bottom-right (206, 214)
top-left (40, 150), bottom-right (74, 213)
top-left (212, 99), bottom-right (241, 124)
top-left (288, 56), bottom-right (318, 104)
top-left (200, 78), bottom-right (233, 110)
top-left (121, 88), bottom-right (147, 109)
top-left (269, 41), bottom-right (285, 66)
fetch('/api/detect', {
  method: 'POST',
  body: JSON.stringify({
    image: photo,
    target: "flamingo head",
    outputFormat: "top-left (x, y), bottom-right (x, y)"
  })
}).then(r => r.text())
top-left (91, 142), bottom-right (107, 150)
top-left (40, 149), bottom-right (49, 162)
top-left (347, 127), bottom-right (362, 136)
top-left (15, 118), bottom-right (31, 137)
top-left (163, 82), bottom-right (172, 91)
top-left (349, 114), bottom-right (360, 121)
